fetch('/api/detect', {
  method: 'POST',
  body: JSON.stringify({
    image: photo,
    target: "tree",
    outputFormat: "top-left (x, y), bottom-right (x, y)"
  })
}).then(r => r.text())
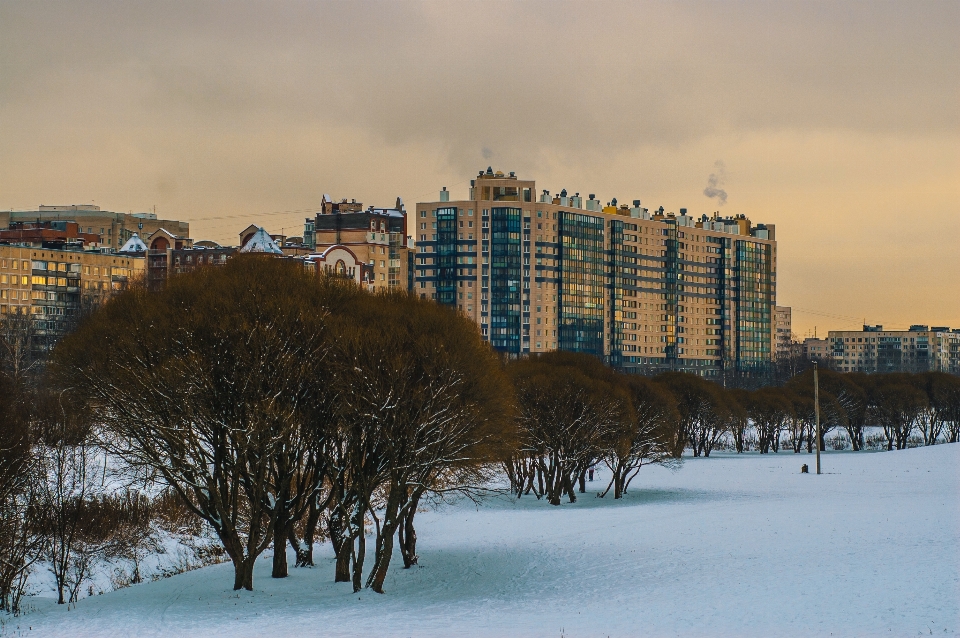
top-left (32, 388), bottom-right (98, 606)
top-left (0, 309), bottom-right (40, 384)
top-left (600, 374), bottom-right (679, 499)
top-left (334, 291), bottom-right (512, 593)
top-left (925, 372), bottom-right (960, 444)
top-left (747, 387), bottom-right (793, 453)
top-left (785, 370), bottom-right (843, 452)
top-left (868, 374), bottom-right (927, 450)
top-left (510, 352), bottom-right (627, 505)
top-left (0, 373), bottom-right (39, 614)
top-left (785, 390), bottom-right (814, 453)
top-left (914, 372), bottom-right (960, 446)
top-left (53, 256), bottom-right (342, 591)
top-left (656, 372), bottom-right (730, 458)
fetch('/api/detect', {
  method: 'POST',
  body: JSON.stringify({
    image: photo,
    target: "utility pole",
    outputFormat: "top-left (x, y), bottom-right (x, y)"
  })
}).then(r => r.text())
top-left (813, 361), bottom-right (821, 475)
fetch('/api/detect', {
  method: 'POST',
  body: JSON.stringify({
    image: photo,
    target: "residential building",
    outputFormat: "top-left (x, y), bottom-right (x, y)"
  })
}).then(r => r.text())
top-left (802, 337), bottom-right (832, 362)
top-left (305, 195), bottom-right (412, 291)
top-left (414, 169), bottom-right (778, 375)
top-left (0, 205), bottom-right (190, 251)
top-left (0, 245), bottom-right (144, 350)
top-left (775, 306), bottom-right (796, 358)
top-left (0, 221), bottom-right (101, 249)
top-left (828, 325), bottom-right (960, 374)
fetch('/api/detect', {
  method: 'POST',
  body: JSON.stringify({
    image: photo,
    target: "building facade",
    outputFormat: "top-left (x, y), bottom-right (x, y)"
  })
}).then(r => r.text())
top-left (774, 306), bottom-right (796, 359)
top-left (0, 245), bottom-right (144, 350)
top-left (0, 205), bottom-right (190, 252)
top-left (802, 337), bottom-right (832, 363)
top-left (305, 195), bottom-right (412, 292)
top-left (414, 169), bottom-right (778, 375)
top-left (828, 325), bottom-right (960, 374)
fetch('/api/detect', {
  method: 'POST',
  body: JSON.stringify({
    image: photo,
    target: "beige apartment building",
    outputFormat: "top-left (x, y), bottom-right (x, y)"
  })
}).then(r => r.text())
top-left (828, 325), bottom-right (960, 374)
top-left (774, 306), bottom-right (796, 358)
top-left (414, 168), bottom-right (778, 375)
top-left (0, 245), bottom-right (144, 350)
top-left (0, 205), bottom-right (190, 251)
top-left (802, 337), bottom-right (832, 362)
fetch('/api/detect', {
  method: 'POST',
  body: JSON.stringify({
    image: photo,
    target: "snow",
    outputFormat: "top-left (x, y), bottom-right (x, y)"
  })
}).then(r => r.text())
top-left (118, 233), bottom-right (147, 253)
top-left (239, 228), bottom-right (282, 254)
top-left (9, 445), bottom-right (959, 637)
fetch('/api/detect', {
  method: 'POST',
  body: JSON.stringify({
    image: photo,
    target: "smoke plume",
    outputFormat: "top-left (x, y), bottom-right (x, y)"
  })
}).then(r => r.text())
top-left (703, 160), bottom-right (728, 206)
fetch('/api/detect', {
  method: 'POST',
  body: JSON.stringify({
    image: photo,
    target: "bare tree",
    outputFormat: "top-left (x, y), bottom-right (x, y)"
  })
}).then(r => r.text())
top-left (0, 309), bottom-right (40, 384)
top-left (868, 374), bottom-right (927, 450)
top-left (510, 352), bottom-right (626, 506)
top-left (747, 387), bottom-right (794, 454)
top-left (330, 291), bottom-right (511, 593)
top-left (600, 375), bottom-right (679, 499)
top-left (0, 374), bottom-right (40, 614)
top-left (656, 372), bottom-right (730, 458)
top-left (53, 256), bottom-right (339, 591)
top-left (33, 389), bottom-right (97, 605)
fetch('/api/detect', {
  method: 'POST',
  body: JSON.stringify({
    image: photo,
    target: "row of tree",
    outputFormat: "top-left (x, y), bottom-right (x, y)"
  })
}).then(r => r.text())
top-left (46, 257), bottom-right (509, 598)
top-left (2, 256), bottom-right (959, 612)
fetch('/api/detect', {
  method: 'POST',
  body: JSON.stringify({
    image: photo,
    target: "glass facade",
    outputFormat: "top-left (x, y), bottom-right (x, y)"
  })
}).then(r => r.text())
top-left (558, 212), bottom-right (604, 355)
top-left (435, 207), bottom-right (458, 307)
top-left (489, 207), bottom-right (521, 353)
top-left (733, 240), bottom-right (774, 367)
top-left (607, 219), bottom-right (625, 367)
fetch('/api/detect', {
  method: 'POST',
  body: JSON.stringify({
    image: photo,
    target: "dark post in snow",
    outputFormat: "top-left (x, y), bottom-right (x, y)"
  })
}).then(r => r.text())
top-left (813, 361), bottom-right (821, 475)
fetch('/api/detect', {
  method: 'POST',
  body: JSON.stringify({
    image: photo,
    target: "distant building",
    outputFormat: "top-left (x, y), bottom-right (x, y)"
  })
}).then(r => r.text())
top-left (305, 195), bottom-right (412, 291)
top-left (0, 205), bottom-right (190, 251)
top-left (0, 244), bottom-right (144, 350)
top-left (827, 325), bottom-right (960, 374)
top-left (0, 221), bottom-right (101, 249)
top-left (414, 169), bottom-right (778, 375)
top-left (802, 337), bottom-right (831, 362)
top-left (774, 306), bottom-right (796, 358)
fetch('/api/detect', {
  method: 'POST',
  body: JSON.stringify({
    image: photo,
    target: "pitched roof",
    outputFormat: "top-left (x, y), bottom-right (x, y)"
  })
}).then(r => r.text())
top-left (238, 227), bottom-right (283, 254)
top-left (118, 233), bottom-right (147, 253)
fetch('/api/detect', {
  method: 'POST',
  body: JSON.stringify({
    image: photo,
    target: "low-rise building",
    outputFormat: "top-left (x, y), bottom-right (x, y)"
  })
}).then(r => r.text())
top-left (827, 325), bottom-right (960, 374)
top-left (0, 205), bottom-right (190, 251)
top-left (802, 337), bottom-right (832, 362)
top-left (305, 195), bottom-right (413, 291)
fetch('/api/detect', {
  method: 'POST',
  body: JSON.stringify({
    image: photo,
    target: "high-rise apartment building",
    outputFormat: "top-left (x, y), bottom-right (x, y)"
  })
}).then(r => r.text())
top-left (828, 325), bottom-right (960, 374)
top-left (414, 169), bottom-right (778, 375)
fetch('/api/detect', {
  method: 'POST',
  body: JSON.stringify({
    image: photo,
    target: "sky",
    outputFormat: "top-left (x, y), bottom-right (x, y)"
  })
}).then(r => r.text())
top-left (0, 1), bottom-right (957, 337)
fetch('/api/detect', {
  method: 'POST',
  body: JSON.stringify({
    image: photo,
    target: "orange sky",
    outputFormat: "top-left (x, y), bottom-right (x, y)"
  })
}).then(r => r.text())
top-left (1, 1), bottom-right (957, 336)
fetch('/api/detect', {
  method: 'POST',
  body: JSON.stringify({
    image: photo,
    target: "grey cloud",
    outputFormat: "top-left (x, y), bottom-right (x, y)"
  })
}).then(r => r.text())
top-left (2, 0), bottom-right (957, 175)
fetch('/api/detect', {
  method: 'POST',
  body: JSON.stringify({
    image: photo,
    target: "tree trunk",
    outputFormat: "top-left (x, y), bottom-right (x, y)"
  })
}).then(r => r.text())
top-left (399, 492), bottom-right (420, 569)
top-left (272, 515), bottom-right (289, 578)
top-left (351, 505), bottom-right (366, 593)
top-left (232, 556), bottom-right (255, 591)
top-left (578, 469), bottom-right (586, 493)
top-left (564, 472), bottom-right (577, 503)
top-left (367, 525), bottom-right (395, 594)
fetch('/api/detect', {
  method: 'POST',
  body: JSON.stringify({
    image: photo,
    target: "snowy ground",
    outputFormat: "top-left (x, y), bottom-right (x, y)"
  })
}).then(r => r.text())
top-left (6, 445), bottom-right (959, 638)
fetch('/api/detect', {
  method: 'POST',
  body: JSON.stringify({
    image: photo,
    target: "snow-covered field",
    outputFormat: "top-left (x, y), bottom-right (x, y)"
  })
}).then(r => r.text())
top-left (7, 445), bottom-right (959, 638)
